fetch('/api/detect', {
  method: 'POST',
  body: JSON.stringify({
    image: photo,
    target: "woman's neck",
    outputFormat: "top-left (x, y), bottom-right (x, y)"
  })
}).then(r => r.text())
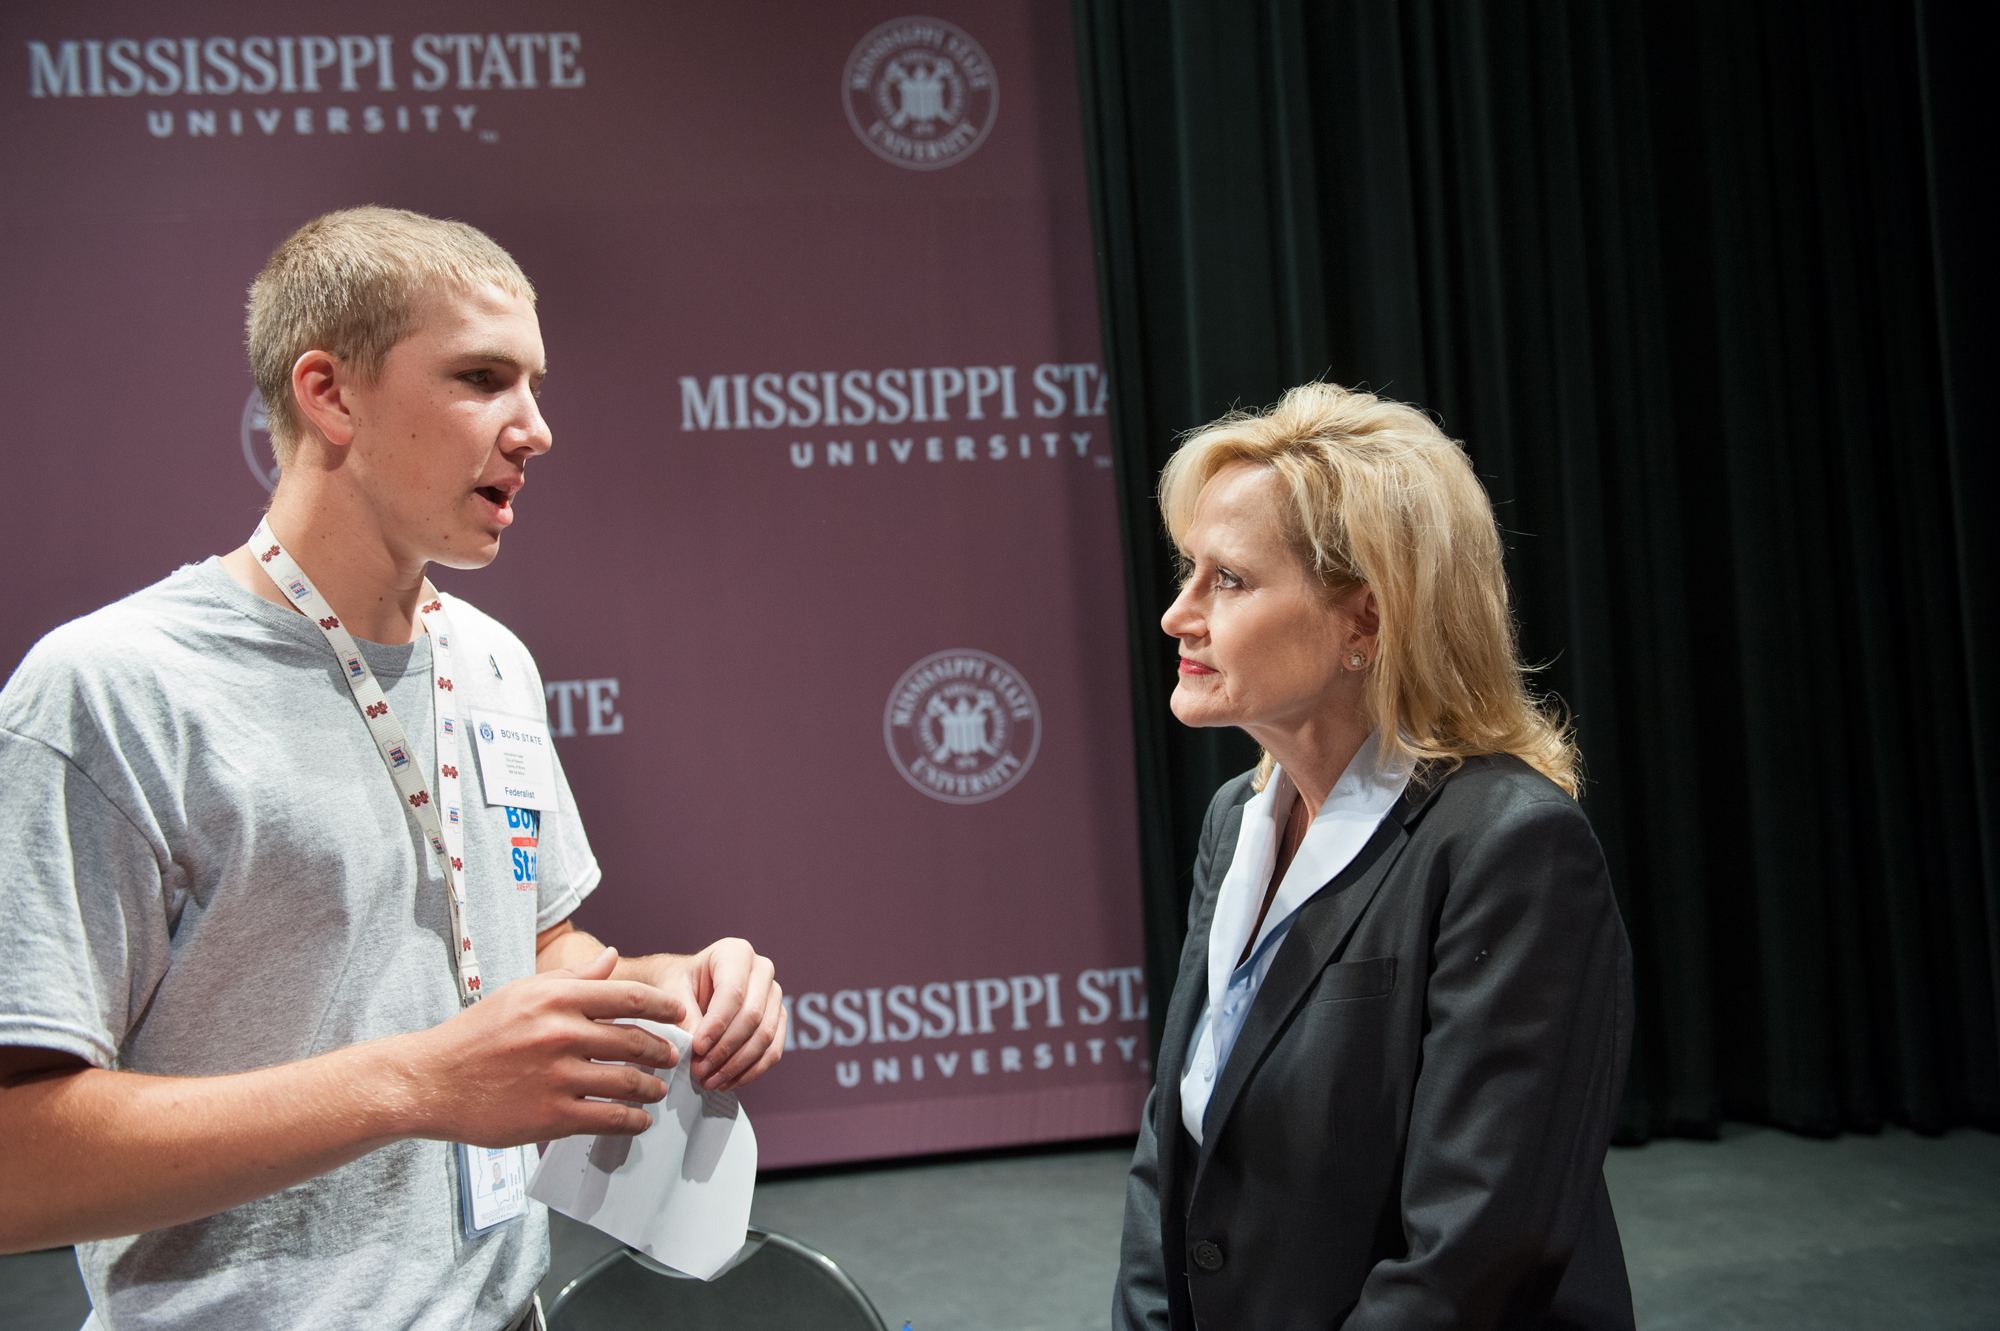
top-left (1250, 708), bottom-right (1374, 822)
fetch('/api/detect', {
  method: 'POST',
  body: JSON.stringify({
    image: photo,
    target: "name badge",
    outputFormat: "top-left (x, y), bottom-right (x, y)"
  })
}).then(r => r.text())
top-left (469, 709), bottom-right (557, 811)
top-left (458, 1141), bottom-right (531, 1236)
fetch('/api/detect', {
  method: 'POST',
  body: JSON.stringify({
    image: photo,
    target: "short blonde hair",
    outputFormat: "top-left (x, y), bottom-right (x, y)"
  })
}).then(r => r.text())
top-left (1160, 382), bottom-right (1581, 797)
top-left (246, 206), bottom-right (535, 468)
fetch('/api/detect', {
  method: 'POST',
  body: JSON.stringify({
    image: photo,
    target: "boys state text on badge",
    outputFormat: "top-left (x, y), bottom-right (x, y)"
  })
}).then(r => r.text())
top-left (469, 711), bottom-right (556, 811)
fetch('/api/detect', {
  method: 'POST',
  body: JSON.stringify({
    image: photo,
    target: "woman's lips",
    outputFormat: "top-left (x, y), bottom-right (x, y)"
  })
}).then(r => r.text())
top-left (1178, 657), bottom-right (1218, 676)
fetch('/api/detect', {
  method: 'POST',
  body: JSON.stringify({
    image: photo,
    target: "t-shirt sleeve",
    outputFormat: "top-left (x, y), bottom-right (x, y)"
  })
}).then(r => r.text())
top-left (0, 727), bottom-right (171, 1069)
top-left (534, 736), bottom-right (601, 933)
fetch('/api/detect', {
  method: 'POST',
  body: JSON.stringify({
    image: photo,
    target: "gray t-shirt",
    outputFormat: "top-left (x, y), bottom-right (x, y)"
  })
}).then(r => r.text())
top-left (0, 559), bottom-right (601, 1329)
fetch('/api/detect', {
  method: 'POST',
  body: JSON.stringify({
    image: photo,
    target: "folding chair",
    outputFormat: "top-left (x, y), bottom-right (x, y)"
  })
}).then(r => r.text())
top-left (545, 1227), bottom-right (889, 1331)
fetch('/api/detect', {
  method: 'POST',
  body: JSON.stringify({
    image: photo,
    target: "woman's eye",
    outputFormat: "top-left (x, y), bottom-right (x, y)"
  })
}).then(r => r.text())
top-left (1215, 569), bottom-right (1242, 590)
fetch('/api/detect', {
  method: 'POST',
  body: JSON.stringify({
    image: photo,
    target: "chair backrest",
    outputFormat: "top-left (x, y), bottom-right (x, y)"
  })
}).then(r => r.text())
top-left (546, 1227), bottom-right (889, 1331)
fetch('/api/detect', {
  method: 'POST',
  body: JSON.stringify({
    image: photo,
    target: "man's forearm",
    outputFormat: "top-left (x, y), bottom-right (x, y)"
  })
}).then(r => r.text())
top-left (2, 935), bottom-right (681, 1255)
top-left (0, 1038), bottom-right (420, 1254)
top-left (535, 920), bottom-right (683, 987)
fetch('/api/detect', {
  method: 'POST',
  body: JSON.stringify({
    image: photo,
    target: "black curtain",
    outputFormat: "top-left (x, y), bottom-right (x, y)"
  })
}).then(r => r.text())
top-left (1071, 0), bottom-right (1998, 1139)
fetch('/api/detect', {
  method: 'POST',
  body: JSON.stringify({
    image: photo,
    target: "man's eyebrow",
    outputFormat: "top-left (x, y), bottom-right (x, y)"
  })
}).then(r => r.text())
top-left (463, 348), bottom-right (549, 377)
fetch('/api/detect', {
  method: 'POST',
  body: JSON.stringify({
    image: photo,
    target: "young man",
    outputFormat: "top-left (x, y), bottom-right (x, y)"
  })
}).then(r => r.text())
top-left (0, 208), bottom-right (784, 1329)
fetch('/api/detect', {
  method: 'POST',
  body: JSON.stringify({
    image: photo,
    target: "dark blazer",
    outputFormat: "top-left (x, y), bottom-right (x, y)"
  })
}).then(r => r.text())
top-left (1114, 754), bottom-right (1635, 1331)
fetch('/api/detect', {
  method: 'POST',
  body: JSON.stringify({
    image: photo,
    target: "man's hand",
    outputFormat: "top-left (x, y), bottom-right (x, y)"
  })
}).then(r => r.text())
top-left (396, 945), bottom-right (687, 1146)
top-left (535, 922), bottom-right (785, 1093)
top-left (650, 938), bottom-right (786, 1093)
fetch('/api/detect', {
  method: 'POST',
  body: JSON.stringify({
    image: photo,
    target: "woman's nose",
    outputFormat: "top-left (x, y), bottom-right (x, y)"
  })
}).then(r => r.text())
top-left (1161, 586), bottom-right (1199, 639)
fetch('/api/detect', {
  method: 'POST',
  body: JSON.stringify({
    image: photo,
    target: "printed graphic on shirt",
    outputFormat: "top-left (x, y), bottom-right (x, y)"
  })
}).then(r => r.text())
top-left (506, 806), bottom-right (540, 892)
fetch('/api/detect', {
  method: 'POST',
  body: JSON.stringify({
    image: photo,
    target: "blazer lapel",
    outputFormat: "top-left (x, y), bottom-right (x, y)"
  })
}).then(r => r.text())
top-left (1193, 778), bottom-right (1446, 1179)
top-left (1155, 793), bottom-right (1247, 1228)
top-left (1158, 797), bottom-right (1245, 1097)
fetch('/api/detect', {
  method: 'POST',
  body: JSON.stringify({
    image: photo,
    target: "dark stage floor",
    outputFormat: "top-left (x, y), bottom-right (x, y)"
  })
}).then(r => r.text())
top-left (6, 1125), bottom-right (1996, 1329)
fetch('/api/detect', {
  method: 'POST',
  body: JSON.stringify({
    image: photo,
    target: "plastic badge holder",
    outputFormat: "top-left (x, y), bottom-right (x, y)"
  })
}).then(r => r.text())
top-left (458, 1141), bottom-right (532, 1238)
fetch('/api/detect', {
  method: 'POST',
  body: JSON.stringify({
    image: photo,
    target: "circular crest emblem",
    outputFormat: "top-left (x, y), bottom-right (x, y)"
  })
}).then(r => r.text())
top-left (884, 649), bottom-right (1040, 803)
top-left (843, 17), bottom-right (998, 171)
top-left (241, 387), bottom-right (279, 492)
top-left (479, 721), bottom-right (496, 742)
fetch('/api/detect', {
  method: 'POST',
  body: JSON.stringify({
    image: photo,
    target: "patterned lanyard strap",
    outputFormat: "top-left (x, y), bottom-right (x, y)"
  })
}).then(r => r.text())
top-left (251, 518), bottom-right (485, 1005)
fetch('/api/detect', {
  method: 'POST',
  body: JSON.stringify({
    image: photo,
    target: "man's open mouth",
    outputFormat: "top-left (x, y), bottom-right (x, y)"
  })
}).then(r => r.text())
top-left (476, 485), bottom-right (511, 507)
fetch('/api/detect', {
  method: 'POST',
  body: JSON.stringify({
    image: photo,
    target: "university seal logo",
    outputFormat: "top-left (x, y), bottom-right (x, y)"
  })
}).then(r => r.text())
top-left (241, 387), bottom-right (279, 492)
top-left (843, 17), bottom-right (998, 171)
top-left (884, 649), bottom-right (1040, 804)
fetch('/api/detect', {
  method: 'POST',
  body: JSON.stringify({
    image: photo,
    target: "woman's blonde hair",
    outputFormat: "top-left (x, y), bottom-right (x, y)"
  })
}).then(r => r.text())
top-left (1159, 381), bottom-right (1580, 797)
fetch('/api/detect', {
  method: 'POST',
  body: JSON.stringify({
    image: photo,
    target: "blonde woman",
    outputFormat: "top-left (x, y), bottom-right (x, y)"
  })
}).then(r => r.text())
top-left (1113, 384), bottom-right (1635, 1330)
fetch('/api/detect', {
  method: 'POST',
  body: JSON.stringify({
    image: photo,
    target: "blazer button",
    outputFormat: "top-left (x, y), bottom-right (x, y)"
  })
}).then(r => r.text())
top-left (1190, 1240), bottom-right (1225, 1272)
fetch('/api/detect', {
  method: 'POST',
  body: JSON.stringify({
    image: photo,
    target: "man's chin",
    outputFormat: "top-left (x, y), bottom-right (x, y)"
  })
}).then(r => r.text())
top-left (431, 533), bottom-right (505, 572)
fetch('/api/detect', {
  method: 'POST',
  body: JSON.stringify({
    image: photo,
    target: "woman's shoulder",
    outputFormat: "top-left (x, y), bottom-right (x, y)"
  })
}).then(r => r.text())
top-left (1419, 752), bottom-right (1591, 836)
top-left (1207, 767), bottom-right (1262, 816)
top-left (1413, 755), bottom-right (1621, 946)
top-left (1404, 754), bottom-right (1609, 896)
top-left (1191, 768), bottom-right (1261, 868)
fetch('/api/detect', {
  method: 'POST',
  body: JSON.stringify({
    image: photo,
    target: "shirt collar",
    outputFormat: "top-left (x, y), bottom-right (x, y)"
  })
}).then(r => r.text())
top-left (1205, 730), bottom-right (1415, 1020)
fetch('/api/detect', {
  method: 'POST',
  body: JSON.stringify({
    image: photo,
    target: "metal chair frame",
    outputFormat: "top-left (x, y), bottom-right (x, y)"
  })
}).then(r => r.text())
top-left (547, 1225), bottom-right (889, 1331)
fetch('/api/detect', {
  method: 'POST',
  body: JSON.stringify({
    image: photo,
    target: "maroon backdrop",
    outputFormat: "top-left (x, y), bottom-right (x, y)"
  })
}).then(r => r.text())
top-left (4, 0), bottom-right (1146, 1168)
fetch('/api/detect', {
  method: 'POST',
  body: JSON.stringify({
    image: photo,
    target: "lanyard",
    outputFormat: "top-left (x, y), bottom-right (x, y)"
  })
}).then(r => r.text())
top-left (251, 518), bottom-right (485, 1006)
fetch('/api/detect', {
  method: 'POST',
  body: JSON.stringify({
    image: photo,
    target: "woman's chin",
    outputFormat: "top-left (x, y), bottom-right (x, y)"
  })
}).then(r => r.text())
top-left (1169, 684), bottom-right (1235, 729)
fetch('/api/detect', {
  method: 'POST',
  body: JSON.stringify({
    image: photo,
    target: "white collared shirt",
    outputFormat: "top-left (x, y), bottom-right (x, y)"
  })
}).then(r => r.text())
top-left (1180, 731), bottom-right (1413, 1144)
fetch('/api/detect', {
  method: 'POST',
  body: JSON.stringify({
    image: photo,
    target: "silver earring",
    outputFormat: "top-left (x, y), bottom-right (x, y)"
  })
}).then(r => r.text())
top-left (1349, 652), bottom-right (1367, 669)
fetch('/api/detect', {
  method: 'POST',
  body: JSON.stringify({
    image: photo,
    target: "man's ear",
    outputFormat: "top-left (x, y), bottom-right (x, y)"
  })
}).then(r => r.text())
top-left (290, 349), bottom-right (356, 450)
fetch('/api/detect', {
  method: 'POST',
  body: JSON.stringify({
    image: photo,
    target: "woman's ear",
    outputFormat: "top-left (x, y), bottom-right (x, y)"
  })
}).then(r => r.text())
top-left (1342, 585), bottom-right (1381, 645)
top-left (289, 349), bottom-right (357, 452)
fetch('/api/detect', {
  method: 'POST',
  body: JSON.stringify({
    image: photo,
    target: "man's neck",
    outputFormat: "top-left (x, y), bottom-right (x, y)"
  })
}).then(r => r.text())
top-left (220, 487), bottom-right (429, 645)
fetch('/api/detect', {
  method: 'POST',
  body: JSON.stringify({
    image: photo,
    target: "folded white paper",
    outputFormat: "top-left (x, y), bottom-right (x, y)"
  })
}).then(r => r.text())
top-left (528, 1020), bottom-right (758, 1280)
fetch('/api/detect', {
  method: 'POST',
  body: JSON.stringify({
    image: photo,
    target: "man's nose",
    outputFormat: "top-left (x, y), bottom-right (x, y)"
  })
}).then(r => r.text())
top-left (515, 390), bottom-right (553, 456)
